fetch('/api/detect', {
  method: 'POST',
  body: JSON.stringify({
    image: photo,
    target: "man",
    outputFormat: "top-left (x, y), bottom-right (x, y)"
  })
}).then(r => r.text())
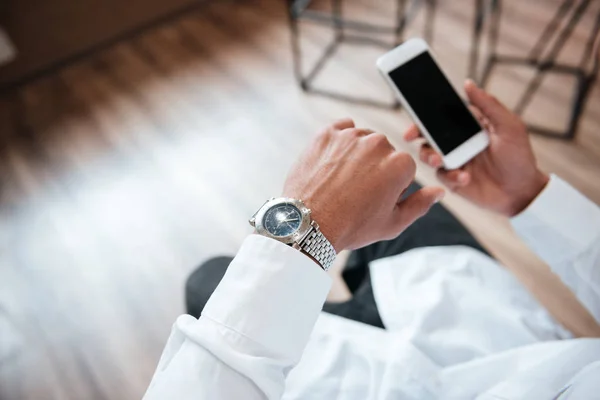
top-left (143, 81), bottom-right (600, 399)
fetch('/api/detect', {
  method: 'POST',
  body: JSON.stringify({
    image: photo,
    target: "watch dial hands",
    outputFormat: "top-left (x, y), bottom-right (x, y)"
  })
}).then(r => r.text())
top-left (263, 204), bottom-right (302, 237)
top-left (279, 210), bottom-right (299, 226)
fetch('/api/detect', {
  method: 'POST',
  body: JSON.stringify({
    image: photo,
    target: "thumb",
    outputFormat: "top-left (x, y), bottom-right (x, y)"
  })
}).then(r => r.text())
top-left (465, 79), bottom-right (512, 129)
top-left (390, 186), bottom-right (445, 235)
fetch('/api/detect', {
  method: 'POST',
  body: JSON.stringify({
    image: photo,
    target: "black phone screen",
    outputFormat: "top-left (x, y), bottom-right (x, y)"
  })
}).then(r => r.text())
top-left (388, 52), bottom-right (481, 155)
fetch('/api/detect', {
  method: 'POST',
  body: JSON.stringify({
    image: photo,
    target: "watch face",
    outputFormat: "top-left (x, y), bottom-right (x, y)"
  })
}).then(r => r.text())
top-left (263, 203), bottom-right (302, 237)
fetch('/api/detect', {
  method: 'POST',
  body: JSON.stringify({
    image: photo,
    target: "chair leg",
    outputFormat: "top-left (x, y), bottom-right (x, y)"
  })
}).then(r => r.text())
top-left (424, 0), bottom-right (437, 44)
top-left (469, 0), bottom-right (485, 80)
top-left (470, 0), bottom-right (599, 140)
top-left (287, 0), bottom-right (305, 90)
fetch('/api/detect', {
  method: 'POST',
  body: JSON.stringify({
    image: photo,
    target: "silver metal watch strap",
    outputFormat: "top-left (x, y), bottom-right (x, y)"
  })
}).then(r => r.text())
top-left (298, 222), bottom-right (336, 271)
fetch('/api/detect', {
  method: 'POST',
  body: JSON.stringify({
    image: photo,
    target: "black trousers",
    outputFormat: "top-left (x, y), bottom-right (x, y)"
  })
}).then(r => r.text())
top-left (185, 183), bottom-right (489, 328)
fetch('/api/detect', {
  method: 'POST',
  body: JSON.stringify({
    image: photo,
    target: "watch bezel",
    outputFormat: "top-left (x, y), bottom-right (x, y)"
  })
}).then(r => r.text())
top-left (251, 197), bottom-right (312, 244)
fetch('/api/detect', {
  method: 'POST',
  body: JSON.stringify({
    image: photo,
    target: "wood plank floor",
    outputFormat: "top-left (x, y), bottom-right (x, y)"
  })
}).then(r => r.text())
top-left (1, 0), bottom-right (599, 398)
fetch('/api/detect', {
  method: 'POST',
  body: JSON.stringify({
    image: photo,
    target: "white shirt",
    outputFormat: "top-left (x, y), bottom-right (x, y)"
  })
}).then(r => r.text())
top-left (143, 175), bottom-right (600, 399)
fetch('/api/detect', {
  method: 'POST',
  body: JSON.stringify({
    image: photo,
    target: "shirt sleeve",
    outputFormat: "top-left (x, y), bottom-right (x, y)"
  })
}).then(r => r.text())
top-left (143, 235), bottom-right (331, 400)
top-left (511, 174), bottom-right (600, 324)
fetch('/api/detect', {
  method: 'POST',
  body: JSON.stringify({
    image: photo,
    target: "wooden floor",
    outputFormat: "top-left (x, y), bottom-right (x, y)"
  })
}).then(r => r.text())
top-left (1, 0), bottom-right (600, 398)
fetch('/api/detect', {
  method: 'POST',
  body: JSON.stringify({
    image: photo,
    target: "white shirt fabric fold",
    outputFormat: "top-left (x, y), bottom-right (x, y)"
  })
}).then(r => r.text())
top-left (143, 175), bottom-right (600, 399)
top-left (511, 175), bottom-right (600, 323)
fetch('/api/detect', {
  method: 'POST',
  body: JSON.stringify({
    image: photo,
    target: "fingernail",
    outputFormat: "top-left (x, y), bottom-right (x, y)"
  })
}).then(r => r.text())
top-left (465, 78), bottom-right (476, 87)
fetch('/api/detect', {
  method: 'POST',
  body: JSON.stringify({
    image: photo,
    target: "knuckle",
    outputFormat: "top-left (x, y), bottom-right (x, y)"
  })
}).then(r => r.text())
top-left (340, 127), bottom-right (361, 138)
top-left (393, 152), bottom-right (416, 174)
top-left (332, 118), bottom-right (354, 130)
top-left (315, 128), bottom-right (335, 147)
top-left (353, 128), bottom-right (374, 138)
top-left (365, 133), bottom-right (389, 147)
top-left (322, 126), bottom-right (334, 136)
top-left (372, 133), bottom-right (388, 143)
top-left (318, 124), bottom-right (334, 136)
top-left (327, 121), bottom-right (340, 131)
top-left (317, 128), bottom-right (333, 142)
top-left (349, 128), bottom-right (365, 137)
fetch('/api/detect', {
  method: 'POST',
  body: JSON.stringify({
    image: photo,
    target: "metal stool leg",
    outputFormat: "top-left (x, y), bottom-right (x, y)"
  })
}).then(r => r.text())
top-left (288, 0), bottom-right (306, 90)
top-left (469, 0), bottom-right (485, 79)
top-left (479, 0), bottom-right (501, 87)
top-left (514, 0), bottom-right (591, 115)
top-left (395, 0), bottom-right (408, 46)
top-left (563, 9), bottom-right (600, 139)
top-left (527, 0), bottom-right (574, 62)
top-left (470, 0), bottom-right (600, 140)
top-left (332, 0), bottom-right (344, 41)
top-left (287, 0), bottom-right (436, 109)
top-left (424, 0), bottom-right (437, 43)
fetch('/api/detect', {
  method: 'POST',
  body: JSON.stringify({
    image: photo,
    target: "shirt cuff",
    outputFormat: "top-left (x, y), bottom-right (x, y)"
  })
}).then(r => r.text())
top-left (201, 235), bottom-right (331, 363)
top-left (511, 174), bottom-right (600, 262)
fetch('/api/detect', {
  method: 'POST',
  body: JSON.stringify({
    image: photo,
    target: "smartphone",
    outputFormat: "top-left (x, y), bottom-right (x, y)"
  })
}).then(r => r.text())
top-left (377, 38), bottom-right (489, 169)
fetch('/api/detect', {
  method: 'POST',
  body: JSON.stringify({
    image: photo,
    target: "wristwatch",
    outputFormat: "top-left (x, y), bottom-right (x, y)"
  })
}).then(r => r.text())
top-left (249, 197), bottom-right (336, 271)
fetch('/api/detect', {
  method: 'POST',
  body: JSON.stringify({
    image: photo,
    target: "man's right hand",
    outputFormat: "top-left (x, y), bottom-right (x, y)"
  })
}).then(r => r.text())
top-left (404, 80), bottom-right (549, 217)
top-left (283, 119), bottom-right (445, 253)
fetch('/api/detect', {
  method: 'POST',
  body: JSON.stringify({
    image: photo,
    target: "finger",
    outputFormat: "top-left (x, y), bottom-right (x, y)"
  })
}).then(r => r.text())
top-left (436, 169), bottom-right (471, 191)
top-left (419, 144), bottom-right (443, 168)
top-left (391, 186), bottom-right (445, 234)
top-left (331, 118), bottom-right (355, 131)
top-left (364, 132), bottom-right (394, 148)
top-left (398, 186), bottom-right (409, 201)
top-left (340, 127), bottom-right (375, 137)
top-left (468, 104), bottom-right (485, 123)
top-left (402, 124), bottom-right (421, 142)
top-left (468, 105), bottom-right (493, 133)
top-left (388, 151), bottom-right (417, 192)
top-left (464, 80), bottom-right (512, 128)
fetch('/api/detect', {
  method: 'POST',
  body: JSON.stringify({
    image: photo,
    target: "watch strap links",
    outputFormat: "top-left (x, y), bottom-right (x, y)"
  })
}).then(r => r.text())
top-left (298, 221), bottom-right (336, 271)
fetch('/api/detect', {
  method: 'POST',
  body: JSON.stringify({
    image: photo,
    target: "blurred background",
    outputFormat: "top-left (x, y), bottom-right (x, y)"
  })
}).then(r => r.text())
top-left (0, 0), bottom-right (599, 399)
